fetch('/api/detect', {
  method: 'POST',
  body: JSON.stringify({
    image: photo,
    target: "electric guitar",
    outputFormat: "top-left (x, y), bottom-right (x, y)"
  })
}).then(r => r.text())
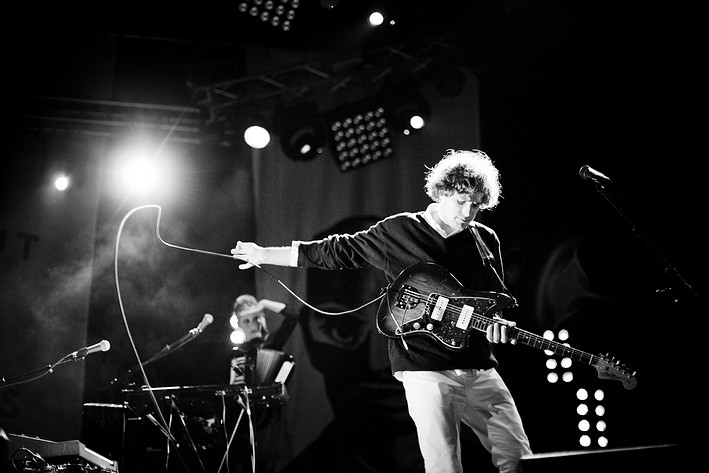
top-left (376, 262), bottom-right (638, 390)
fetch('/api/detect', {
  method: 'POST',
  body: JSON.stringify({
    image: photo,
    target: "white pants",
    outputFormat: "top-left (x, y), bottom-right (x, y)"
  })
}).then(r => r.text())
top-left (401, 368), bottom-right (532, 473)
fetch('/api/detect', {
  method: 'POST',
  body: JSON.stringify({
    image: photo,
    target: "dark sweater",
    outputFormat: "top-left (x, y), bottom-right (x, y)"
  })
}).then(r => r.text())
top-left (297, 211), bottom-right (504, 374)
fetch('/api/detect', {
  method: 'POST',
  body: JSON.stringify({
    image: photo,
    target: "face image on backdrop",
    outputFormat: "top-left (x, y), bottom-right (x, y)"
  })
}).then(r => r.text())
top-left (281, 216), bottom-right (425, 473)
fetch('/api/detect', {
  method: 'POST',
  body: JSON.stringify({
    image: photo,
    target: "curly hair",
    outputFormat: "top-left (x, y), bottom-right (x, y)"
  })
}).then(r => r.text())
top-left (424, 149), bottom-right (502, 210)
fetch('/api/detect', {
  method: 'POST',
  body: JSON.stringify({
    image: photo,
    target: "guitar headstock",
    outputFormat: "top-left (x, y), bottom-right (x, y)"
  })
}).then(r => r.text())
top-left (593, 354), bottom-right (638, 390)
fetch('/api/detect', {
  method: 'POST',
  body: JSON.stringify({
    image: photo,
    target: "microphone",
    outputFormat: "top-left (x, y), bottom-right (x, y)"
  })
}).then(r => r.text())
top-left (579, 165), bottom-right (612, 185)
top-left (75, 340), bottom-right (111, 360)
top-left (191, 313), bottom-right (214, 335)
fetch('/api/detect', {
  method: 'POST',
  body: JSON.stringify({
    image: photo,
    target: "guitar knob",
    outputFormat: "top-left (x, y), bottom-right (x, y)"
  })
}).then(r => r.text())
top-left (426, 323), bottom-right (433, 331)
top-left (413, 322), bottom-right (420, 329)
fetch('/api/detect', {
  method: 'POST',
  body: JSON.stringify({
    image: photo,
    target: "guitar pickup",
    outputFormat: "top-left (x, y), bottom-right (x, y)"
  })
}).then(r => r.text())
top-left (456, 304), bottom-right (475, 330)
top-left (430, 295), bottom-right (449, 321)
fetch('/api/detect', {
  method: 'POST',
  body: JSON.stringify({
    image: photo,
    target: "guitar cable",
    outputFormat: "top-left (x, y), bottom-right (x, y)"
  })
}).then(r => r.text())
top-left (469, 225), bottom-right (519, 309)
top-left (384, 292), bottom-right (410, 350)
top-left (121, 204), bottom-right (384, 316)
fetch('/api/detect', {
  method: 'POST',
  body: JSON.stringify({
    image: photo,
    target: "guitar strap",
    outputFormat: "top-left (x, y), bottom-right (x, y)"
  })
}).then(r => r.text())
top-left (468, 225), bottom-right (518, 308)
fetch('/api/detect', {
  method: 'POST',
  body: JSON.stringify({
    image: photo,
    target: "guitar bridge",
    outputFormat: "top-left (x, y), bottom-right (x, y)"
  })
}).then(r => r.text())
top-left (395, 284), bottom-right (420, 309)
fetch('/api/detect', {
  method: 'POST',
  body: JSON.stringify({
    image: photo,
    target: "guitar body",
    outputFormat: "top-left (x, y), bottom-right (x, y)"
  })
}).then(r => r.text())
top-left (376, 262), bottom-right (513, 350)
top-left (377, 262), bottom-right (638, 389)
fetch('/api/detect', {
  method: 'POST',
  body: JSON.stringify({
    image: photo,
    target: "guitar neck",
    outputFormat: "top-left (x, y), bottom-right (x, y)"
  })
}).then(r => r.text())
top-left (470, 315), bottom-right (599, 366)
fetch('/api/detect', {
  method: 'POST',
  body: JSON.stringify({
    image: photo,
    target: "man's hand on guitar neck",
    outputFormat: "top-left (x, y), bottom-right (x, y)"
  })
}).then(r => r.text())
top-left (486, 316), bottom-right (517, 345)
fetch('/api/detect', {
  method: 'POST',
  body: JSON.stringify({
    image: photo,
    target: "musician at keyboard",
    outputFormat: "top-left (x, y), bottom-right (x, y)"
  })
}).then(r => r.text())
top-left (227, 294), bottom-right (300, 473)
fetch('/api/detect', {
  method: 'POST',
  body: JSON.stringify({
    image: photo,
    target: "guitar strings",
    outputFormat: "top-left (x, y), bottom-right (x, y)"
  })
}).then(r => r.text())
top-left (388, 281), bottom-right (635, 386)
top-left (394, 286), bottom-right (604, 365)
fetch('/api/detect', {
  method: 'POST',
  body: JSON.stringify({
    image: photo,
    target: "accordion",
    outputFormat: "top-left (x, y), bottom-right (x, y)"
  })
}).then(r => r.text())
top-left (245, 348), bottom-right (295, 386)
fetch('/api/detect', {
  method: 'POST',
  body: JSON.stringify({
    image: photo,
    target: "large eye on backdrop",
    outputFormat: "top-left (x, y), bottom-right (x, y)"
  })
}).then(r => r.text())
top-left (308, 303), bottom-right (372, 350)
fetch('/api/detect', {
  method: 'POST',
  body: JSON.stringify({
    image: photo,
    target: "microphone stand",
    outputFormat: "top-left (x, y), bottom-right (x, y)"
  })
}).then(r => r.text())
top-left (108, 327), bottom-right (204, 473)
top-left (590, 181), bottom-right (701, 306)
top-left (1, 349), bottom-right (93, 388)
top-left (167, 396), bottom-right (208, 473)
top-left (108, 328), bottom-right (201, 388)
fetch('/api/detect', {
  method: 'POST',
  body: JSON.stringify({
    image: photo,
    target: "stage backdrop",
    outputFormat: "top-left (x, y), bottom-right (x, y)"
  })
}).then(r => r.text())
top-left (249, 71), bottom-right (485, 472)
top-left (1, 134), bottom-right (104, 440)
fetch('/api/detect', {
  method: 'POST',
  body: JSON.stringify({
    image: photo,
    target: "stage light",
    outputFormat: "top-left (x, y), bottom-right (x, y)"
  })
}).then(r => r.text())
top-left (542, 330), bottom-right (554, 356)
top-left (244, 124), bottom-right (271, 149)
top-left (45, 152), bottom-right (87, 192)
top-left (409, 115), bottom-right (425, 131)
top-left (368, 11), bottom-right (384, 27)
top-left (281, 122), bottom-right (326, 161)
top-left (230, 329), bottom-right (246, 344)
top-left (54, 175), bottom-right (69, 191)
top-left (237, 0), bottom-right (300, 31)
top-left (388, 92), bottom-right (431, 135)
top-left (108, 139), bottom-right (183, 200)
top-left (120, 156), bottom-right (159, 193)
top-left (320, 0), bottom-right (339, 9)
top-left (544, 329), bottom-right (557, 385)
top-left (576, 386), bottom-right (610, 449)
top-left (324, 99), bottom-right (395, 172)
top-left (277, 102), bottom-right (327, 161)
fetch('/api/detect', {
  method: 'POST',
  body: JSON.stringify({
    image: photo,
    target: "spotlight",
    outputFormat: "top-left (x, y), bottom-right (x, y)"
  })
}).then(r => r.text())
top-left (387, 92), bottom-right (431, 135)
top-left (320, 0), bottom-right (339, 9)
top-left (280, 119), bottom-right (327, 161)
top-left (244, 124), bottom-right (271, 149)
top-left (54, 175), bottom-right (70, 191)
top-left (276, 102), bottom-right (327, 161)
top-left (368, 11), bottom-right (385, 27)
top-left (230, 329), bottom-right (246, 344)
top-left (119, 154), bottom-right (159, 193)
